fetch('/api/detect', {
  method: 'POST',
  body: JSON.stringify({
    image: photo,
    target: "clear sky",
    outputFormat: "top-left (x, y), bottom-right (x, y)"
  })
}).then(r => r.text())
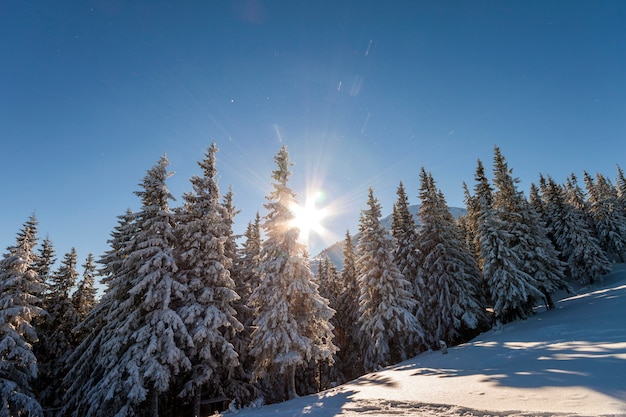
top-left (2, 1), bottom-right (625, 266)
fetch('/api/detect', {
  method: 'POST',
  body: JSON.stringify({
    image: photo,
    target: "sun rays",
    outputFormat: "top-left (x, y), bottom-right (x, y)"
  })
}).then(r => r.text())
top-left (290, 190), bottom-right (329, 246)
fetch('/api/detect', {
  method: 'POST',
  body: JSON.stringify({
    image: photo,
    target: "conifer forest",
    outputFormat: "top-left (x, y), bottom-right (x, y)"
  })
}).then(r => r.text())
top-left (1, 144), bottom-right (625, 417)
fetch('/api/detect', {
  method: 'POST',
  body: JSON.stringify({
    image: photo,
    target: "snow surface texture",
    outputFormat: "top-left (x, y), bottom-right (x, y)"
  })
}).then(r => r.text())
top-left (224, 264), bottom-right (626, 416)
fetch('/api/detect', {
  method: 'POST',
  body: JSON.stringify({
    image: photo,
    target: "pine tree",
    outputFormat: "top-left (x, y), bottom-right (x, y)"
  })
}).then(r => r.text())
top-left (230, 212), bottom-right (263, 404)
top-left (529, 182), bottom-right (544, 218)
top-left (616, 165), bottom-right (626, 216)
top-left (64, 156), bottom-right (192, 417)
top-left (175, 144), bottom-right (247, 413)
top-left (248, 146), bottom-right (336, 400)
top-left (237, 213), bottom-right (262, 307)
top-left (313, 256), bottom-right (342, 389)
top-left (417, 169), bottom-right (486, 347)
top-left (33, 236), bottom-right (55, 291)
top-left (72, 253), bottom-right (98, 325)
top-left (518, 200), bottom-right (571, 309)
top-left (356, 188), bottom-right (422, 372)
top-left (69, 253), bottom-right (99, 348)
top-left (584, 171), bottom-right (626, 261)
top-left (542, 177), bottom-right (611, 285)
top-left (390, 182), bottom-right (425, 324)
top-left (0, 216), bottom-right (45, 417)
top-left (465, 159), bottom-right (494, 270)
top-left (222, 185), bottom-right (241, 270)
top-left (334, 231), bottom-right (362, 381)
top-left (234, 213), bottom-right (262, 362)
top-left (478, 206), bottom-right (544, 324)
top-left (61, 210), bottom-right (137, 417)
top-left (38, 248), bottom-right (81, 410)
top-left (478, 147), bottom-right (556, 323)
top-left (565, 173), bottom-right (595, 229)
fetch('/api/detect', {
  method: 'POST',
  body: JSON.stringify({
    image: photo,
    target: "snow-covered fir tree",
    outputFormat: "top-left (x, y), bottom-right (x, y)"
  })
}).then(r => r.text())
top-left (313, 256), bottom-right (342, 389)
top-left (64, 156), bottom-right (193, 417)
top-left (316, 256), bottom-right (341, 310)
top-left (616, 165), bottom-right (626, 216)
top-left (416, 169), bottom-right (486, 347)
top-left (477, 207), bottom-right (544, 324)
top-left (61, 210), bottom-right (137, 417)
top-left (72, 253), bottom-right (98, 325)
top-left (475, 148), bottom-right (549, 323)
top-left (222, 185), bottom-right (241, 269)
top-left (541, 176), bottom-right (611, 285)
top-left (236, 212), bottom-right (262, 309)
top-left (584, 171), bottom-right (626, 261)
top-left (0, 216), bottom-right (45, 417)
top-left (33, 236), bottom-right (55, 292)
top-left (463, 159), bottom-right (494, 269)
top-left (528, 182), bottom-right (545, 218)
top-left (493, 148), bottom-right (570, 309)
top-left (175, 144), bottom-right (248, 413)
top-left (356, 188), bottom-right (422, 372)
top-left (248, 146), bottom-right (336, 401)
top-left (517, 199), bottom-right (571, 309)
top-left (37, 248), bottom-right (81, 411)
top-left (219, 184), bottom-right (257, 405)
top-left (64, 253), bottom-right (99, 355)
top-left (390, 182), bottom-right (425, 327)
top-left (233, 213), bottom-right (262, 377)
top-left (334, 230), bottom-right (362, 381)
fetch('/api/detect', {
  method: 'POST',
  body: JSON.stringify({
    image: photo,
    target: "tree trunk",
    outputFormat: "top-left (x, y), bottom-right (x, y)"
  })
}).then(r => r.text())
top-left (151, 391), bottom-right (159, 417)
top-left (193, 387), bottom-right (202, 417)
top-left (286, 364), bottom-right (298, 400)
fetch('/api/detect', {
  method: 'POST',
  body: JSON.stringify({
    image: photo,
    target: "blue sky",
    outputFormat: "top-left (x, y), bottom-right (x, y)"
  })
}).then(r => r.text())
top-left (2, 1), bottom-right (625, 265)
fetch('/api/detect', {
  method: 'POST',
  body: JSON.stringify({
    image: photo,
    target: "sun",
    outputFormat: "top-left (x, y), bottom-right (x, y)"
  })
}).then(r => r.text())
top-left (290, 191), bottom-right (328, 244)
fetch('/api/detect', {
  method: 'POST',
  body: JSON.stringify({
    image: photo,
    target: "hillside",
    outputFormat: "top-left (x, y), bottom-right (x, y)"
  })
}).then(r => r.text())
top-left (224, 264), bottom-right (626, 416)
top-left (315, 205), bottom-right (466, 269)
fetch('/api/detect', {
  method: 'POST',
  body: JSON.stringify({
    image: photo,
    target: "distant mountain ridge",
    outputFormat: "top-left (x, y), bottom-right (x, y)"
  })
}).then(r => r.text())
top-left (313, 205), bottom-right (466, 269)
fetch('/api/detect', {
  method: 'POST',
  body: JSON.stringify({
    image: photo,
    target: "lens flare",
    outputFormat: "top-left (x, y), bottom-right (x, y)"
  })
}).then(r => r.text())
top-left (290, 190), bottom-right (328, 245)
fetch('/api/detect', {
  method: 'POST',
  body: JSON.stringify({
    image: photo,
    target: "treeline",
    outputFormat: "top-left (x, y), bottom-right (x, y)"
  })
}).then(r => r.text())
top-left (1, 144), bottom-right (624, 417)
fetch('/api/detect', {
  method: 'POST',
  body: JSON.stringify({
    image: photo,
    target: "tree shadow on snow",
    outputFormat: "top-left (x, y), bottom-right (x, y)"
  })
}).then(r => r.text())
top-left (390, 279), bottom-right (626, 403)
top-left (351, 372), bottom-right (399, 388)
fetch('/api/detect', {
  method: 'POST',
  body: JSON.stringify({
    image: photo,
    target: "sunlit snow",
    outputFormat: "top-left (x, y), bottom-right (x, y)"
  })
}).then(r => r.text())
top-left (224, 264), bottom-right (626, 416)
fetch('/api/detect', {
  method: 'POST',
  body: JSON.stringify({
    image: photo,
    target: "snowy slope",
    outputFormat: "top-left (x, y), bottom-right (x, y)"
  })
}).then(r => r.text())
top-left (224, 264), bottom-right (626, 417)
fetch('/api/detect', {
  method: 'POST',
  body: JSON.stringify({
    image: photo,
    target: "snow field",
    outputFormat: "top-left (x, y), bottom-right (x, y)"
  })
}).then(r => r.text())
top-left (224, 264), bottom-right (626, 417)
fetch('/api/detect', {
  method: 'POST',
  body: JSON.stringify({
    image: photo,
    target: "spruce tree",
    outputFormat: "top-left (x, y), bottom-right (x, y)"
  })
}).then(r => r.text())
top-left (542, 177), bottom-right (611, 285)
top-left (390, 182), bottom-right (425, 325)
top-left (33, 236), bottom-right (55, 292)
top-left (584, 171), bottom-right (626, 261)
top-left (234, 213), bottom-right (262, 342)
top-left (465, 159), bottom-right (494, 270)
top-left (313, 256), bottom-right (342, 389)
top-left (175, 144), bottom-right (247, 413)
top-left (0, 216), bottom-right (44, 417)
top-left (482, 147), bottom-right (569, 320)
top-left (237, 212), bottom-right (262, 307)
top-left (474, 151), bottom-right (544, 324)
top-left (478, 205), bottom-right (543, 324)
top-left (72, 253), bottom-right (98, 325)
top-left (222, 185), bottom-right (241, 270)
top-left (356, 188), bottom-right (422, 372)
top-left (417, 169), bottom-right (486, 347)
top-left (616, 165), bottom-right (626, 216)
top-left (334, 231), bottom-right (362, 380)
top-left (61, 210), bottom-right (137, 417)
top-left (64, 156), bottom-right (192, 417)
top-left (229, 213), bottom-right (263, 405)
top-left (248, 146), bottom-right (336, 400)
top-left (38, 248), bottom-right (81, 410)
